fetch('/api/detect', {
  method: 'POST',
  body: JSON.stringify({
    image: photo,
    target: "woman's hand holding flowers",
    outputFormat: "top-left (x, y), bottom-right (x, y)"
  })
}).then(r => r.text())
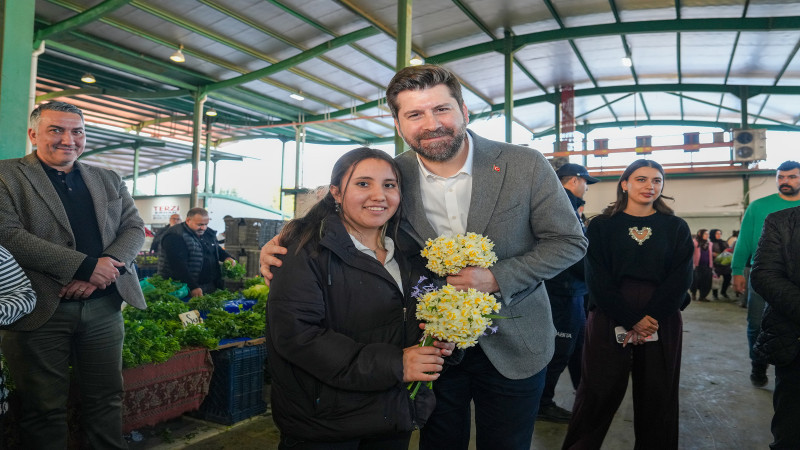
top-left (402, 345), bottom-right (445, 383)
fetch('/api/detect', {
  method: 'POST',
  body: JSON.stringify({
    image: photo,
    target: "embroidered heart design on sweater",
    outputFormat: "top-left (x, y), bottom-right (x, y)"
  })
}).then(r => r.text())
top-left (628, 227), bottom-right (652, 246)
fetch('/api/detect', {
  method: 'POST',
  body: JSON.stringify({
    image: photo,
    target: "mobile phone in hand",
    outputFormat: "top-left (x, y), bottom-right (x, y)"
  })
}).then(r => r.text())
top-left (614, 326), bottom-right (658, 344)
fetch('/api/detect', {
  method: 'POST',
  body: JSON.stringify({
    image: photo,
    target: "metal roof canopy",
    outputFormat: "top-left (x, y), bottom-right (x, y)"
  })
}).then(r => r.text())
top-left (27, 0), bottom-right (800, 180)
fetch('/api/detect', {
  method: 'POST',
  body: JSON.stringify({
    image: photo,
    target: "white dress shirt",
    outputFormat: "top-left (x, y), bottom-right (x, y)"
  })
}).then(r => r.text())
top-left (415, 135), bottom-right (474, 236)
top-left (349, 234), bottom-right (403, 291)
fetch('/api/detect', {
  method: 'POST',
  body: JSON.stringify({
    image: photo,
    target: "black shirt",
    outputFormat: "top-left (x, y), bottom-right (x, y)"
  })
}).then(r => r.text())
top-left (585, 211), bottom-right (694, 328)
top-left (42, 162), bottom-right (118, 298)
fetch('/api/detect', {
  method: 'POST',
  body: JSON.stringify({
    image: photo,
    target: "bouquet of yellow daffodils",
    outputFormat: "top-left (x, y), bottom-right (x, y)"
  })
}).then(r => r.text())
top-left (421, 232), bottom-right (498, 277)
top-left (408, 233), bottom-right (504, 399)
top-left (415, 284), bottom-right (502, 349)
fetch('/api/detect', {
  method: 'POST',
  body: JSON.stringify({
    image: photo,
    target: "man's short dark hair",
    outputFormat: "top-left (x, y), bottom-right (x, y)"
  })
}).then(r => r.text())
top-left (777, 161), bottom-right (800, 172)
top-left (29, 101), bottom-right (84, 129)
top-left (186, 207), bottom-right (208, 218)
top-left (386, 65), bottom-right (465, 119)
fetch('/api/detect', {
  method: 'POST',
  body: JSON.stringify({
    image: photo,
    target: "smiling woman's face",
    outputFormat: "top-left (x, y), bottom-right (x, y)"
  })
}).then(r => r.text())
top-left (621, 166), bottom-right (663, 207)
top-left (330, 158), bottom-right (400, 239)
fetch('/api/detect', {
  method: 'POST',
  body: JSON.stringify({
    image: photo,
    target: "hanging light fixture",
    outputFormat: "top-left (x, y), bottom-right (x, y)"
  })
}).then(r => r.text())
top-left (289, 92), bottom-right (305, 101)
top-left (409, 54), bottom-right (424, 66)
top-left (205, 107), bottom-right (218, 117)
top-left (80, 73), bottom-right (96, 83)
top-left (170, 44), bottom-right (186, 63)
top-left (621, 53), bottom-right (632, 67)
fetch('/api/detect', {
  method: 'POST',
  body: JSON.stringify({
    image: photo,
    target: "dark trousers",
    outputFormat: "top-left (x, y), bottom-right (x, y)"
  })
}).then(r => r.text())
top-left (540, 293), bottom-right (585, 406)
top-left (279, 432), bottom-right (411, 450)
top-left (568, 321), bottom-right (585, 390)
top-left (691, 265), bottom-right (713, 300)
top-left (771, 352), bottom-right (800, 449)
top-left (563, 281), bottom-right (682, 450)
top-left (419, 345), bottom-right (545, 450)
top-left (1, 294), bottom-right (126, 449)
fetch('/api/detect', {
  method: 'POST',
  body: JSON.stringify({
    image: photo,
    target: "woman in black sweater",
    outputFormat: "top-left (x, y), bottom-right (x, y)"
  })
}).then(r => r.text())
top-left (267, 148), bottom-right (452, 449)
top-left (563, 159), bottom-right (694, 450)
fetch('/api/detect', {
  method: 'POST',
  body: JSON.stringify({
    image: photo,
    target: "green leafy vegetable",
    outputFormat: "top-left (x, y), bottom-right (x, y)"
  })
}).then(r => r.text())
top-left (244, 276), bottom-right (266, 288)
top-left (242, 284), bottom-right (269, 302)
top-left (175, 324), bottom-right (219, 349)
top-left (123, 298), bottom-right (189, 322)
top-left (122, 319), bottom-right (181, 368)
top-left (223, 260), bottom-right (246, 280)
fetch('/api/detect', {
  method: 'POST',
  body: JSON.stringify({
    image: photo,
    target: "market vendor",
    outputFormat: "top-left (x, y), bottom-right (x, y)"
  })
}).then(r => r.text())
top-left (158, 207), bottom-right (235, 297)
top-left (149, 212), bottom-right (181, 253)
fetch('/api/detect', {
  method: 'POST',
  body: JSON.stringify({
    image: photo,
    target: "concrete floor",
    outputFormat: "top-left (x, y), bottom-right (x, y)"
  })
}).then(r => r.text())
top-left (131, 298), bottom-right (775, 449)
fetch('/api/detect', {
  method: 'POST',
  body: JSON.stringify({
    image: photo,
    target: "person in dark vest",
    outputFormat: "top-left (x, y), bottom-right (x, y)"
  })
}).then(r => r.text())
top-left (537, 163), bottom-right (598, 423)
top-left (158, 207), bottom-right (235, 297)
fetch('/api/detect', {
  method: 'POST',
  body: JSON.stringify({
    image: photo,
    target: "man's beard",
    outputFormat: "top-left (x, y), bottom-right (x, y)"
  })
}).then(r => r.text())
top-left (404, 123), bottom-right (467, 162)
top-left (779, 184), bottom-right (800, 196)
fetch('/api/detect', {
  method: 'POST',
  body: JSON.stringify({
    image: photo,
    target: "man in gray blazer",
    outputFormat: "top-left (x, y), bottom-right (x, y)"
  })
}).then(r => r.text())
top-left (0, 101), bottom-right (146, 449)
top-left (388, 65), bottom-right (586, 450)
top-left (261, 65), bottom-right (586, 449)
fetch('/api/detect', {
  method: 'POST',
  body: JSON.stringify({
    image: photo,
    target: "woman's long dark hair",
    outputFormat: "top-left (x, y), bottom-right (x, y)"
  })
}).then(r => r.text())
top-left (696, 228), bottom-right (709, 249)
top-left (601, 159), bottom-right (675, 216)
top-left (279, 147), bottom-right (403, 254)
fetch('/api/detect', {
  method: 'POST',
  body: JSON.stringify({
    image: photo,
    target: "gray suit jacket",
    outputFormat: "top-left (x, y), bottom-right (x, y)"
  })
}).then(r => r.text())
top-left (396, 131), bottom-right (588, 379)
top-left (0, 152), bottom-right (146, 331)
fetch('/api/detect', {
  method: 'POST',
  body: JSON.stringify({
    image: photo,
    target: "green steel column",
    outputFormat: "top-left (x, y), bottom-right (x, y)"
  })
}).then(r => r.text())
top-left (740, 86), bottom-right (749, 129)
top-left (132, 143), bottom-right (140, 195)
top-left (204, 117), bottom-right (212, 194)
top-left (503, 29), bottom-right (514, 143)
top-left (554, 88), bottom-right (561, 152)
top-left (393, 0), bottom-right (412, 155)
top-left (0, 1), bottom-right (36, 159)
top-left (154, 170), bottom-right (159, 196)
top-left (28, 41), bottom-right (45, 155)
top-left (279, 139), bottom-right (286, 212)
top-left (581, 121), bottom-right (588, 166)
top-left (212, 160), bottom-right (218, 194)
top-left (190, 91), bottom-right (207, 208)
top-left (294, 125), bottom-right (303, 190)
top-left (742, 174), bottom-right (750, 210)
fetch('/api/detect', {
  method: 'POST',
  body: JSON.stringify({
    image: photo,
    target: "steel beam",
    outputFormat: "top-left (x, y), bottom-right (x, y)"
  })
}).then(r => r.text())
top-left (0, 0), bottom-right (35, 159)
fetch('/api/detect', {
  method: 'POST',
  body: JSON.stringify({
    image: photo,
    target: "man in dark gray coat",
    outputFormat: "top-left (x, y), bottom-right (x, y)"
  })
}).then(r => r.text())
top-left (0, 101), bottom-right (146, 449)
top-left (751, 206), bottom-right (800, 449)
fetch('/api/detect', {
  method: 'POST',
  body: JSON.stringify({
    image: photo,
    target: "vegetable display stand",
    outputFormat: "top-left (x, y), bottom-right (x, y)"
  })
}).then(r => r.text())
top-left (122, 347), bottom-right (213, 432)
top-left (196, 341), bottom-right (267, 425)
top-left (136, 264), bottom-right (158, 280)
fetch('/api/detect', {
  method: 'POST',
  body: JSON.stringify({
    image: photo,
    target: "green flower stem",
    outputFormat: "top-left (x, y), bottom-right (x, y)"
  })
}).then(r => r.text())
top-left (408, 334), bottom-right (436, 400)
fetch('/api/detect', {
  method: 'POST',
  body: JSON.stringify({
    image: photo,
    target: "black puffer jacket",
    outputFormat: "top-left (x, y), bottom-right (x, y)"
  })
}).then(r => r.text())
top-left (266, 214), bottom-right (435, 442)
top-left (751, 206), bottom-right (800, 367)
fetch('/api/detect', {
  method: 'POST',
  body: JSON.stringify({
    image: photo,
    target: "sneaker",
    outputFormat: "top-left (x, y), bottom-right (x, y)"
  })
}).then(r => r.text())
top-left (537, 403), bottom-right (572, 424)
top-left (750, 364), bottom-right (768, 387)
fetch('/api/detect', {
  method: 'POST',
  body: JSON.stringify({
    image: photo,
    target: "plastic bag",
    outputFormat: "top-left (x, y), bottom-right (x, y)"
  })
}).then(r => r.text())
top-left (711, 273), bottom-right (723, 290)
top-left (715, 249), bottom-right (733, 266)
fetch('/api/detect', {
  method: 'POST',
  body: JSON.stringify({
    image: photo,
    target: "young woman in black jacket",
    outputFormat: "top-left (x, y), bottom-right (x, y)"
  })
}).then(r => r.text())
top-left (267, 148), bottom-right (452, 450)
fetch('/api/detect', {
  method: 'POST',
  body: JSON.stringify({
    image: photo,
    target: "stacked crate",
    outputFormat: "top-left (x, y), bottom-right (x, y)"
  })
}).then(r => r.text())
top-left (223, 218), bottom-right (286, 279)
top-left (196, 343), bottom-right (268, 424)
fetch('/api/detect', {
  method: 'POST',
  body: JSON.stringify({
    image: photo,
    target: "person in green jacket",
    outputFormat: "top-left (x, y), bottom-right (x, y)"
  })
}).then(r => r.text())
top-left (731, 160), bottom-right (800, 387)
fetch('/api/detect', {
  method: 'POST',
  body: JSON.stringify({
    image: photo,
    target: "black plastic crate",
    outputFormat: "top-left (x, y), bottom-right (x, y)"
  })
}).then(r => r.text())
top-left (224, 218), bottom-right (285, 249)
top-left (258, 220), bottom-right (285, 247)
top-left (227, 248), bottom-right (263, 279)
top-left (197, 343), bottom-right (267, 425)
